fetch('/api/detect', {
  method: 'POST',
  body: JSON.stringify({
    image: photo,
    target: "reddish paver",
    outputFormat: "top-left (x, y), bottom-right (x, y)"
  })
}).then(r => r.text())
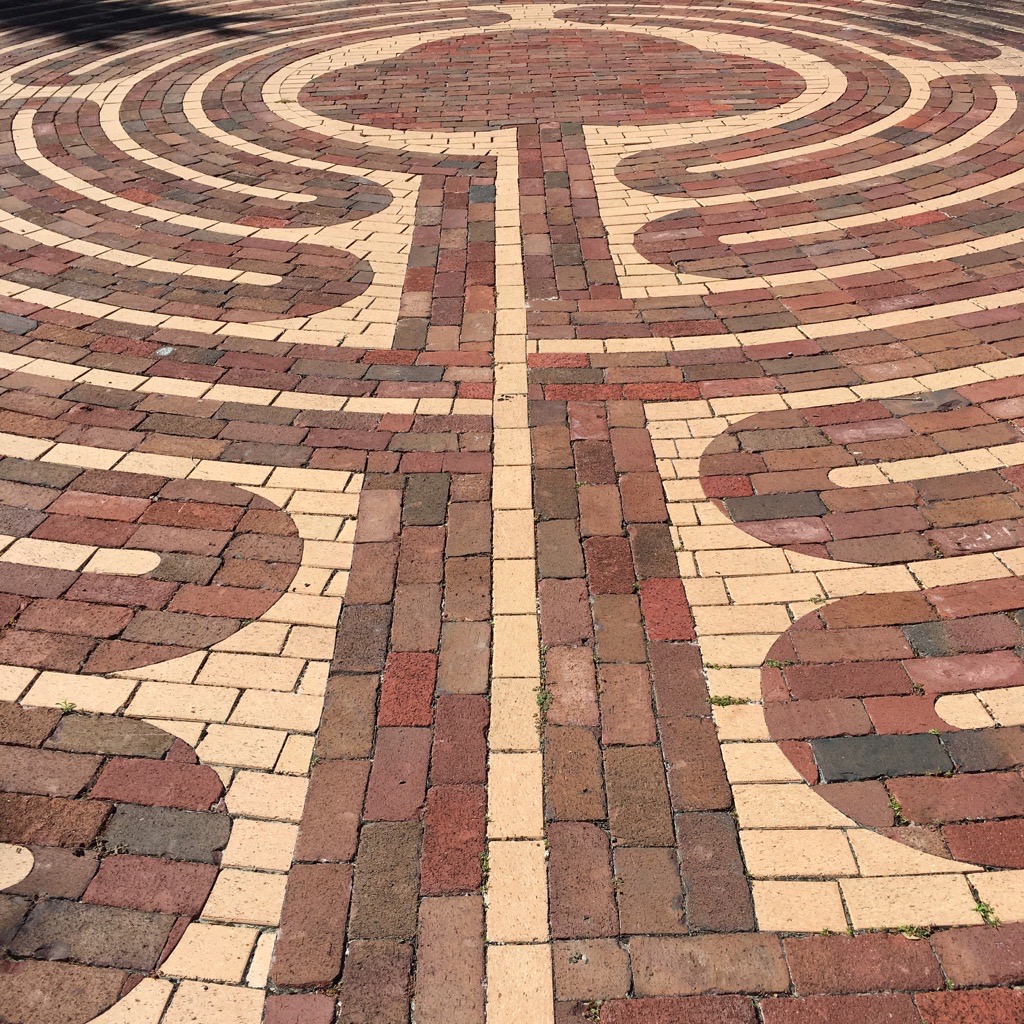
top-left (1, 1), bottom-right (1024, 1022)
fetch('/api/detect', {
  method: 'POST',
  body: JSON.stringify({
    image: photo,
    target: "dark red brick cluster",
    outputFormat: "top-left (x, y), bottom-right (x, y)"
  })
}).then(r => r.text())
top-left (0, 463), bottom-right (300, 673)
top-left (0, 709), bottom-right (228, 1024)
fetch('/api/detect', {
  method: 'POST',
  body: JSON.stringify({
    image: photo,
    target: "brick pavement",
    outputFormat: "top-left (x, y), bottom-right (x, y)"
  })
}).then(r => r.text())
top-left (2, 0), bottom-right (1024, 1022)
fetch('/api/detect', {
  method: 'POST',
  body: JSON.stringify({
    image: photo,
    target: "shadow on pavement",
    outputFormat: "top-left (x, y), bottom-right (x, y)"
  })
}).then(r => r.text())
top-left (0, 0), bottom-right (255, 47)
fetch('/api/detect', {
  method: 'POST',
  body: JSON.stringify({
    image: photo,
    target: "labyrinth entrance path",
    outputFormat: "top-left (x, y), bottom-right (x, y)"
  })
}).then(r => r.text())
top-left (2, 1), bottom-right (1024, 1022)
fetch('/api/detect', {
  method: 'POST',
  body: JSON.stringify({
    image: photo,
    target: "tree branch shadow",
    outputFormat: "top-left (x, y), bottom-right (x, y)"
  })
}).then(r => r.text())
top-left (0, 0), bottom-right (257, 47)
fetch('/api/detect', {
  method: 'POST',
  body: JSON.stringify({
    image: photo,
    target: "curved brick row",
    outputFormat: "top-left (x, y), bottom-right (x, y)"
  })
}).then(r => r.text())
top-left (0, 708), bottom-right (229, 1024)
top-left (0, 460), bottom-right (300, 673)
top-left (699, 385), bottom-right (1024, 564)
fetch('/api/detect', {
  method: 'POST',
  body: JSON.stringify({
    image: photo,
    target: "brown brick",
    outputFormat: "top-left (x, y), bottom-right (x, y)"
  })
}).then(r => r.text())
top-left (272, 863), bottom-right (352, 988)
top-left (600, 665), bottom-right (656, 745)
top-left (350, 821), bottom-right (420, 940)
top-left (444, 556), bottom-right (490, 621)
top-left (540, 578), bottom-right (594, 647)
top-left (631, 934), bottom-right (789, 996)
top-left (605, 746), bottom-right (674, 846)
top-left (614, 847), bottom-right (686, 934)
top-left (334, 604), bottom-right (392, 674)
top-left (431, 695), bottom-right (488, 784)
top-left (0, 745), bottom-right (101, 797)
top-left (10, 898), bottom-right (174, 971)
top-left (415, 896), bottom-right (484, 1024)
top-left (545, 726), bottom-right (606, 821)
top-left (295, 760), bottom-right (368, 862)
top-left (760, 994), bottom-right (921, 1024)
top-left (391, 582), bottom-right (442, 651)
top-left (600, 996), bottom-right (757, 1024)
top-left (675, 812), bottom-right (755, 933)
top-left (553, 939), bottom-right (630, 1001)
top-left (0, 960), bottom-right (125, 1024)
top-left (446, 501), bottom-right (490, 556)
top-left (45, 715), bottom-right (173, 758)
top-left (0, 704), bottom-right (61, 747)
top-left (548, 821), bottom-right (618, 939)
top-left (316, 675), bottom-right (378, 759)
top-left (439, 621), bottom-right (490, 694)
top-left (345, 542), bottom-right (399, 605)
top-left (593, 594), bottom-right (646, 662)
top-left (661, 717), bottom-right (732, 812)
top-left (337, 940), bottom-right (412, 1024)
top-left (537, 519), bottom-right (586, 579)
top-left (0, 793), bottom-right (110, 847)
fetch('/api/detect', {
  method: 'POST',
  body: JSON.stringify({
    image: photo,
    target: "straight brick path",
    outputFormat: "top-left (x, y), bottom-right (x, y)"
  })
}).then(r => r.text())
top-left (1, 0), bottom-right (1024, 1022)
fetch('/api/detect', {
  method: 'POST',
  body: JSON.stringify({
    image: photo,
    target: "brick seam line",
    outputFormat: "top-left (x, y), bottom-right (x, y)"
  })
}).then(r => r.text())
top-left (486, 133), bottom-right (556, 1024)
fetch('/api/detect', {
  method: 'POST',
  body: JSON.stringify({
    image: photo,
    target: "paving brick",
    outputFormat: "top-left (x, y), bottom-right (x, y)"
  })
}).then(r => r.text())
top-left (89, 757), bottom-right (223, 811)
top-left (349, 821), bottom-right (420, 940)
top-left (364, 728), bottom-right (431, 821)
top-left (548, 821), bottom-right (618, 938)
top-left (271, 863), bottom-right (352, 988)
top-left (295, 760), bottom-right (368, 863)
top-left (631, 934), bottom-right (789, 996)
top-left (760, 995), bottom-right (922, 1024)
top-left (82, 854), bottom-right (216, 915)
top-left (785, 933), bottom-right (943, 994)
top-left (337, 940), bottom-right (412, 1024)
top-left (605, 746), bottom-right (674, 846)
top-left (545, 726), bottom-right (607, 821)
top-left (416, 896), bottom-right (485, 1024)
top-left (10, 898), bottom-right (175, 971)
top-left (420, 784), bottom-right (485, 894)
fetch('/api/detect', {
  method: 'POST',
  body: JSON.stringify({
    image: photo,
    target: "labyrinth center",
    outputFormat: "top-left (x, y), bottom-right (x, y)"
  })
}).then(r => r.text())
top-left (2, 2), bottom-right (1024, 1024)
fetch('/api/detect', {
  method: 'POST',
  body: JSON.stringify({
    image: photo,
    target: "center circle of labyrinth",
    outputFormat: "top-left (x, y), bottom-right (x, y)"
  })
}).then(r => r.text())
top-left (298, 29), bottom-right (806, 129)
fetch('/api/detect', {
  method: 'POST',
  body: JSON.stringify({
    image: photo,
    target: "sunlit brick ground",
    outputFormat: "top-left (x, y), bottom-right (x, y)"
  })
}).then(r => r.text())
top-left (1, 1), bottom-right (1024, 1022)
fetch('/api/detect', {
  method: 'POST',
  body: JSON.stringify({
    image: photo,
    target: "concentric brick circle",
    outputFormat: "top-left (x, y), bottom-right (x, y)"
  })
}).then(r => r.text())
top-left (702, 391), bottom-right (1024, 866)
top-left (0, 709), bottom-right (229, 1024)
top-left (300, 29), bottom-right (805, 129)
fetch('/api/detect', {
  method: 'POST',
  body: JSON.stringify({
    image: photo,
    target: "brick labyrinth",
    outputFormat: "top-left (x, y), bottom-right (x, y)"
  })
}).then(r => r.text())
top-left (3, 1), bottom-right (1024, 1022)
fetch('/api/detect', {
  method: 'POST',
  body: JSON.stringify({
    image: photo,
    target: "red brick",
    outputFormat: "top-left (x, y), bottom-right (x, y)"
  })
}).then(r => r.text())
top-left (639, 578), bottom-right (694, 642)
top-left (83, 854), bottom-right (216, 915)
top-left (915, 990), bottom-right (1024, 1024)
top-left (363, 727), bottom-right (431, 821)
top-left (431, 695), bottom-right (488, 784)
top-left (931, 922), bottom-right (1024, 987)
top-left (760, 995), bottom-right (921, 1024)
top-left (89, 758), bottom-right (222, 811)
top-left (600, 997), bottom-right (757, 1024)
top-left (785, 933), bottom-right (943, 994)
top-left (888, 773), bottom-right (1024, 825)
top-left (545, 646), bottom-right (600, 727)
top-left (585, 536), bottom-right (635, 594)
top-left (379, 652), bottom-right (437, 727)
top-left (420, 784), bottom-right (485, 895)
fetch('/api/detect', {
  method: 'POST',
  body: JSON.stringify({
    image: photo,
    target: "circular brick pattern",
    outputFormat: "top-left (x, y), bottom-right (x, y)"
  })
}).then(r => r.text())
top-left (0, 708), bottom-right (229, 1024)
top-left (0, 467), bottom-right (301, 674)
top-left (300, 29), bottom-right (805, 129)
top-left (702, 390), bottom-right (1024, 865)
